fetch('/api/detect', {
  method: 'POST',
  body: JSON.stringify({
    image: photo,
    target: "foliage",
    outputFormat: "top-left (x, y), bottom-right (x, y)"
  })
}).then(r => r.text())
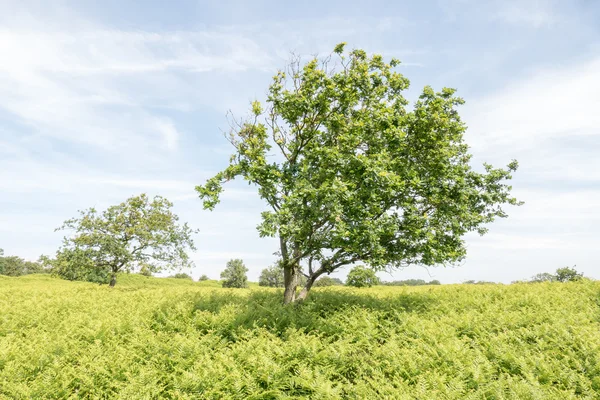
top-left (170, 273), bottom-right (193, 280)
top-left (0, 249), bottom-right (45, 276)
top-left (529, 266), bottom-right (583, 283)
top-left (139, 264), bottom-right (153, 277)
top-left (258, 264), bottom-right (285, 287)
top-left (313, 276), bottom-right (344, 287)
top-left (530, 272), bottom-right (556, 283)
top-left (40, 251), bottom-right (109, 284)
top-left (199, 274), bottom-right (209, 281)
top-left (464, 280), bottom-right (498, 285)
top-left (554, 266), bottom-right (583, 282)
top-left (196, 43), bottom-right (521, 303)
top-left (346, 265), bottom-right (380, 288)
top-left (1, 275), bottom-right (599, 398)
top-left (46, 194), bottom-right (196, 287)
top-left (220, 259), bottom-right (249, 288)
top-left (383, 279), bottom-right (441, 286)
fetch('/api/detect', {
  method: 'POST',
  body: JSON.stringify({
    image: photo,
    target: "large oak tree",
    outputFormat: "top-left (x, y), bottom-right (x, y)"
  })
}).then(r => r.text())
top-left (197, 44), bottom-right (521, 304)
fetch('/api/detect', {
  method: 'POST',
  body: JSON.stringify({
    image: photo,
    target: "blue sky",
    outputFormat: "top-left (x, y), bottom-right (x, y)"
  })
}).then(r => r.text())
top-left (1, 0), bottom-right (599, 283)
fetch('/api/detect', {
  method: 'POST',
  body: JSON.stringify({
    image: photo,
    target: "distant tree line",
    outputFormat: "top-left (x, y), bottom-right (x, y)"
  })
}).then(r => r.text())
top-left (528, 266), bottom-right (584, 283)
top-left (382, 279), bottom-right (441, 286)
top-left (169, 273), bottom-right (193, 280)
top-left (4, 243), bottom-right (593, 291)
top-left (0, 249), bottom-right (47, 277)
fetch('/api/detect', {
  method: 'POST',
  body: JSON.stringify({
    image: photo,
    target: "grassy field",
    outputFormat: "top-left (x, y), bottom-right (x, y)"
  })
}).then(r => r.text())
top-left (1, 274), bottom-right (599, 399)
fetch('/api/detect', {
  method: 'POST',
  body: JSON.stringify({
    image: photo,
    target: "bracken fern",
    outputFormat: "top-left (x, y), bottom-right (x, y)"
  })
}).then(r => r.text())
top-left (1, 274), bottom-right (599, 399)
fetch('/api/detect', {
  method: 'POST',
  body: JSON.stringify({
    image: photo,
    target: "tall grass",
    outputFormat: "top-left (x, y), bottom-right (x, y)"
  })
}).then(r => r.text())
top-left (1, 274), bottom-right (599, 399)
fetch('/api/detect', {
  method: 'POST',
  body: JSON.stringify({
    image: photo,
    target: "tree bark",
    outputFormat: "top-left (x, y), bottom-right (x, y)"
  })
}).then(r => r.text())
top-left (283, 262), bottom-right (298, 304)
top-left (296, 277), bottom-right (315, 302)
top-left (296, 269), bottom-right (325, 302)
top-left (109, 271), bottom-right (117, 287)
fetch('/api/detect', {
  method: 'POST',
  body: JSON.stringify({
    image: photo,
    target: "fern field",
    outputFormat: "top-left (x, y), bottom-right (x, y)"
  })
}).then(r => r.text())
top-left (1, 274), bottom-right (599, 399)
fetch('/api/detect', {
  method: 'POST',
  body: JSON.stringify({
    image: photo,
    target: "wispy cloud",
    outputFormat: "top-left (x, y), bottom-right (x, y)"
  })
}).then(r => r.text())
top-left (0, 29), bottom-right (273, 157)
top-left (464, 56), bottom-right (600, 182)
top-left (494, 1), bottom-right (558, 28)
top-left (438, 0), bottom-right (561, 28)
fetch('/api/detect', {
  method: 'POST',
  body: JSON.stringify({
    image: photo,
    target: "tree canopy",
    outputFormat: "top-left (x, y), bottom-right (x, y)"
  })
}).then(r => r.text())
top-left (197, 43), bottom-right (521, 303)
top-left (46, 194), bottom-right (196, 286)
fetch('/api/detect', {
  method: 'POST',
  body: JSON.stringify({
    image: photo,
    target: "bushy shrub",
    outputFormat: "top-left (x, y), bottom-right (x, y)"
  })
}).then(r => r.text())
top-left (199, 274), bottom-right (209, 281)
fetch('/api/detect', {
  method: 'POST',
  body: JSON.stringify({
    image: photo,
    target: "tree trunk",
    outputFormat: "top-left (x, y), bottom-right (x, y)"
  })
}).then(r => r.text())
top-left (283, 262), bottom-right (298, 304)
top-left (109, 271), bottom-right (117, 287)
top-left (296, 270), bottom-right (325, 302)
top-left (296, 277), bottom-right (315, 302)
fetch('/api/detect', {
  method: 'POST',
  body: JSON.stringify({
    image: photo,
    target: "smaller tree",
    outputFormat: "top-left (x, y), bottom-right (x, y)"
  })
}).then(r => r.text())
top-left (199, 274), bottom-right (209, 281)
top-left (139, 264), bottom-right (153, 277)
top-left (259, 264), bottom-right (285, 287)
top-left (47, 194), bottom-right (196, 287)
top-left (554, 266), bottom-right (583, 282)
top-left (313, 276), bottom-right (344, 287)
top-left (221, 259), bottom-right (249, 288)
top-left (346, 266), bottom-right (380, 288)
